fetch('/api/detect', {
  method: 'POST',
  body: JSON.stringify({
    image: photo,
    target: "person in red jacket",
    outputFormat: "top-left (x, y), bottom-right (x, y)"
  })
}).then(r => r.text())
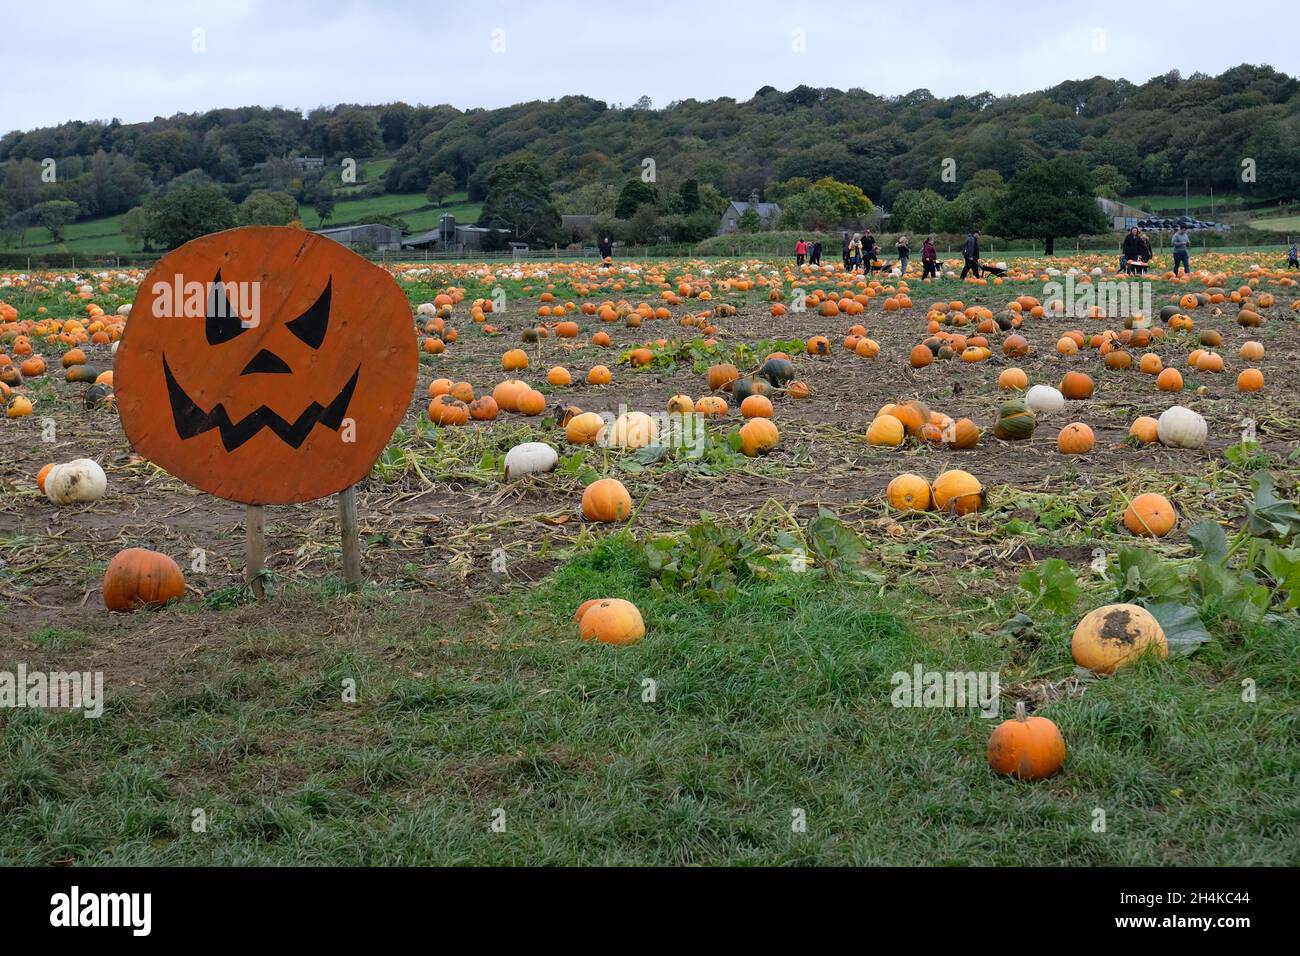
top-left (795, 238), bottom-right (807, 266)
top-left (921, 236), bottom-right (938, 279)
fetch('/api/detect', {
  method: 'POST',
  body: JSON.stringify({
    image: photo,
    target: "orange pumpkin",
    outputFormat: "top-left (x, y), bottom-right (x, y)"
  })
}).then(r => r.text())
top-left (1057, 422), bottom-right (1095, 454)
top-left (516, 388), bottom-right (546, 416)
top-left (999, 368), bottom-right (1028, 390)
top-left (740, 394), bottom-right (773, 419)
top-left (1059, 372), bottom-right (1094, 400)
top-left (579, 598), bottom-right (645, 646)
top-left (946, 418), bottom-right (980, 450)
top-left (887, 473), bottom-right (931, 511)
top-left (565, 411), bottom-right (606, 445)
top-left (1237, 368), bottom-right (1264, 392)
top-left (1123, 493), bottom-right (1177, 537)
top-left (581, 478), bottom-right (633, 521)
top-left (1156, 367), bottom-right (1183, 392)
top-left (987, 702), bottom-right (1066, 781)
top-left (739, 418), bottom-right (780, 457)
top-left (1129, 416), bottom-right (1160, 444)
top-left (468, 396), bottom-right (499, 421)
top-left (428, 394), bottom-right (470, 425)
top-left (102, 548), bottom-right (186, 612)
top-left (492, 379), bottom-right (528, 412)
top-left (932, 469), bottom-right (983, 515)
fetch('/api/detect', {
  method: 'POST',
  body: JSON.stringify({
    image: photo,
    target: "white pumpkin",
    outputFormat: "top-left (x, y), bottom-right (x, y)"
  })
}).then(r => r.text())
top-left (604, 411), bottom-right (658, 449)
top-left (416, 302), bottom-right (437, 317)
top-left (1025, 385), bottom-right (1065, 416)
top-left (503, 442), bottom-right (559, 482)
top-left (116, 303), bottom-right (132, 316)
top-left (1157, 405), bottom-right (1207, 449)
top-left (44, 458), bottom-right (107, 505)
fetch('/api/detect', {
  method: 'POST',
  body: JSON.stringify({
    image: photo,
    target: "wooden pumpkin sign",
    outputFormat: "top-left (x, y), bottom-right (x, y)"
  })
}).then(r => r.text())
top-left (117, 227), bottom-right (417, 505)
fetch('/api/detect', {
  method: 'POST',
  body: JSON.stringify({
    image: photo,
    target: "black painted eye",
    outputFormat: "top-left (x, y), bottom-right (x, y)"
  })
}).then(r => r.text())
top-left (286, 277), bottom-right (331, 350)
top-left (205, 270), bottom-right (245, 345)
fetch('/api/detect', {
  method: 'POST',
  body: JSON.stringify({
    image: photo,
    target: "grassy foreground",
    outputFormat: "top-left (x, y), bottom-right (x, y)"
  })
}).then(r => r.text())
top-left (1, 535), bottom-right (1296, 866)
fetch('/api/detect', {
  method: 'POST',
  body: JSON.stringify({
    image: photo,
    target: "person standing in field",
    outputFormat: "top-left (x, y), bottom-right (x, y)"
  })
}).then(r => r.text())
top-left (598, 235), bottom-right (613, 266)
top-left (849, 233), bottom-right (862, 272)
top-left (921, 236), bottom-right (938, 279)
top-left (1287, 240), bottom-right (1298, 269)
top-left (960, 230), bottom-right (981, 279)
top-left (795, 238), bottom-right (807, 266)
top-left (1137, 231), bottom-right (1153, 274)
top-left (1171, 226), bottom-right (1191, 275)
top-left (862, 231), bottom-right (877, 274)
top-left (841, 232), bottom-right (850, 271)
top-left (810, 239), bottom-right (822, 267)
top-left (1121, 228), bottom-right (1143, 275)
top-left (895, 235), bottom-right (910, 275)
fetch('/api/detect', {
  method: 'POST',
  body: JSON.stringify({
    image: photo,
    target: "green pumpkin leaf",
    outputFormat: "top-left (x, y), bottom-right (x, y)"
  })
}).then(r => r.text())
top-left (1245, 471), bottom-right (1300, 540)
top-left (1117, 546), bottom-right (1189, 603)
top-left (1261, 544), bottom-right (1300, 609)
top-left (634, 444), bottom-right (668, 466)
top-left (1143, 601), bottom-right (1212, 656)
top-left (1019, 558), bottom-right (1079, 615)
top-left (1188, 520), bottom-right (1229, 564)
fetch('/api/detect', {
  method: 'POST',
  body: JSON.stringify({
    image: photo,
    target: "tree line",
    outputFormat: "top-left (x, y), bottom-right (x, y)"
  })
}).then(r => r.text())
top-left (2, 64), bottom-right (1296, 250)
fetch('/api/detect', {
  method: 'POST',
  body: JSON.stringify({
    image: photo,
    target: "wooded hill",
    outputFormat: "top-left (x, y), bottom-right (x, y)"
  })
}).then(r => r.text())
top-left (2, 64), bottom-right (1297, 244)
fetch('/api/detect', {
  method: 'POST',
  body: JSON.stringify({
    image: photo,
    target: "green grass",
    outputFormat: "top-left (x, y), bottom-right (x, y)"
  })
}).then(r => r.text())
top-left (1249, 214), bottom-right (1300, 233)
top-left (302, 190), bottom-right (482, 231)
top-left (3, 186), bottom-right (482, 255)
top-left (2, 535), bottom-right (1296, 865)
top-left (1126, 194), bottom-right (1236, 213)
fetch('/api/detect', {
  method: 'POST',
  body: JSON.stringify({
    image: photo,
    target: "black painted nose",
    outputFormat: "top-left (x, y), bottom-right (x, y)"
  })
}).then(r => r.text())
top-left (241, 349), bottom-right (292, 375)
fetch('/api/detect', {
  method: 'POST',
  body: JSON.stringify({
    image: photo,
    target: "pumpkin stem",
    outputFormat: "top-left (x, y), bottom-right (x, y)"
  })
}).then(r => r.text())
top-left (1015, 700), bottom-right (1028, 722)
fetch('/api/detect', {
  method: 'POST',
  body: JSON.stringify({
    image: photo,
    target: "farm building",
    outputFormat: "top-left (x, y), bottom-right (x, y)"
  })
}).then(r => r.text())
top-left (718, 198), bottom-right (782, 234)
top-left (1095, 197), bottom-right (1153, 231)
top-left (313, 223), bottom-right (403, 251)
top-left (454, 225), bottom-right (513, 251)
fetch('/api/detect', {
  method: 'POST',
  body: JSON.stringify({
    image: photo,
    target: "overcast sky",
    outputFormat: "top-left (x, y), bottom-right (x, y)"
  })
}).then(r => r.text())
top-left (3, 0), bottom-right (1285, 135)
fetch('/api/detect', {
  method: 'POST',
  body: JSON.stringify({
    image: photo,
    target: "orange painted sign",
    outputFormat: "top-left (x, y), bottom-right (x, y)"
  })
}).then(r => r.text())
top-left (117, 226), bottom-right (417, 504)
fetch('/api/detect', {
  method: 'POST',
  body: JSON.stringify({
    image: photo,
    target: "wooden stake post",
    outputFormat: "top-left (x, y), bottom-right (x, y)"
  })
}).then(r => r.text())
top-left (338, 486), bottom-right (361, 591)
top-left (245, 505), bottom-right (266, 599)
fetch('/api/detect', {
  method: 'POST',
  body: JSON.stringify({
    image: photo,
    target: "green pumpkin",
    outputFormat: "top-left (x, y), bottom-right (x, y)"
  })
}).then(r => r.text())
top-left (66, 365), bottom-right (99, 383)
top-left (731, 376), bottom-right (771, 406)
top-left (758, 357), bottom-right (795, 387)
top-left (996, 311), bottom-right (1015, 331)
top-left (84, 382), bottom-right (115, 409)
top-left (994, 400), bottom-right (1036, 440)
top-left (1158, 305), bottom-right (1182, 323)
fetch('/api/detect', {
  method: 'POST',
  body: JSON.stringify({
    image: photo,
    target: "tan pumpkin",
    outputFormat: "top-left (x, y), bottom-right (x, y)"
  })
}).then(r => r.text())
top-left (1071, 603), bottom-right (1168, 674)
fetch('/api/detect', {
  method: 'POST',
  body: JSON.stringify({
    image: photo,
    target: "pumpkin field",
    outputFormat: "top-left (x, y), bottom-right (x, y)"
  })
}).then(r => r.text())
top-left (1, 252), bottom-right (1298, 865)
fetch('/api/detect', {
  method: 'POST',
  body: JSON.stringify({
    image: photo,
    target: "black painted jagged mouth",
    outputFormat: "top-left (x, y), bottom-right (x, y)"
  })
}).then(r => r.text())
top-left (163, 354), bottom-right (360, 452)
